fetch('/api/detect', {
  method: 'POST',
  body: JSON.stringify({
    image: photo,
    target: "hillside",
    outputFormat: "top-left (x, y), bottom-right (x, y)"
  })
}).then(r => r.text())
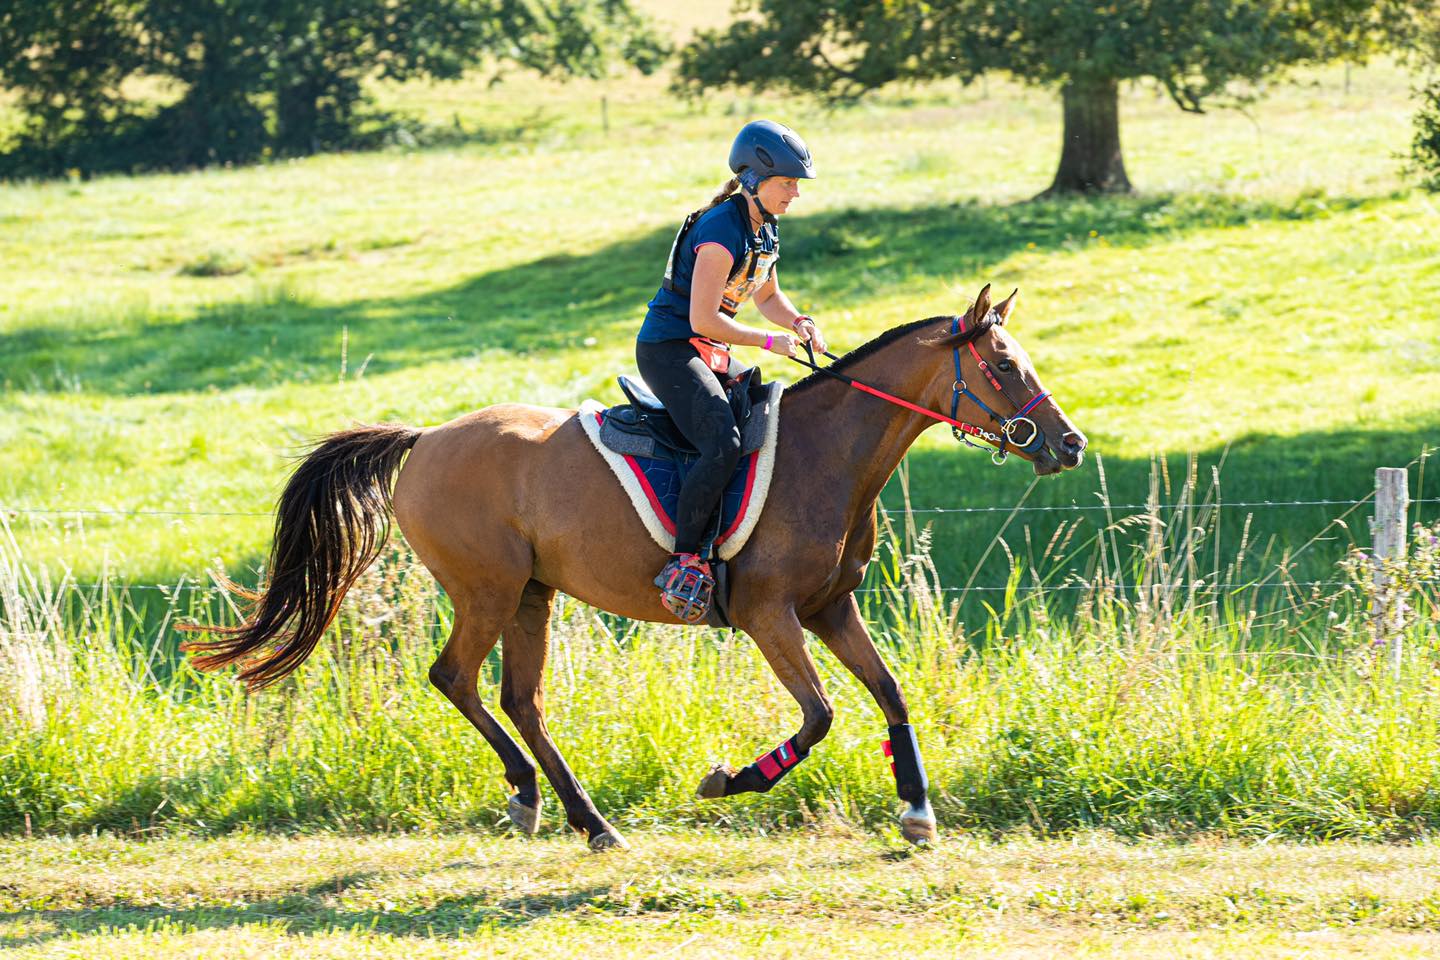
top-left (1, 54), bottom-right (1435, 592)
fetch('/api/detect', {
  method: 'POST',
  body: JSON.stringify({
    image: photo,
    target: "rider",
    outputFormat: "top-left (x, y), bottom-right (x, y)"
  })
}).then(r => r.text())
top-left (638, 120), bottom-right (828, 623)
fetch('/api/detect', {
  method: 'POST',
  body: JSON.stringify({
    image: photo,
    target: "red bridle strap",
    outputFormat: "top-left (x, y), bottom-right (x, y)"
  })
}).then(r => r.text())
top-left (848, 380), bottom-right (978, 433)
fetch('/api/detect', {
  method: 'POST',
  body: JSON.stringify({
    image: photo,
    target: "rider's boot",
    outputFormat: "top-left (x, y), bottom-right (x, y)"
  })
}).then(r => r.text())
top-left (654, 552), bottom-right (715, 624)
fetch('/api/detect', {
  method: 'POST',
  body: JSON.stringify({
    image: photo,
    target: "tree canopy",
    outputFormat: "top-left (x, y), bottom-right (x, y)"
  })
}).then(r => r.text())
top-left (679, 0), bottom-right (1421, 194)
top-left (0, 0), bottom-right (666, 176)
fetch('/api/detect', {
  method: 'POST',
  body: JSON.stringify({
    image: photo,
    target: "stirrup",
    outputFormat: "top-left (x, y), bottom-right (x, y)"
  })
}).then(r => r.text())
top-left (655, 553), bottom-right (715, 624)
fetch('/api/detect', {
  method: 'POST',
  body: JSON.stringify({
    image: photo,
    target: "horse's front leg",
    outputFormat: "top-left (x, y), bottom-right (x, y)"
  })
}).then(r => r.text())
top-left (804, 593), bottom-right (937, 845)
top-left (697, 607), bottom-right (833, 798)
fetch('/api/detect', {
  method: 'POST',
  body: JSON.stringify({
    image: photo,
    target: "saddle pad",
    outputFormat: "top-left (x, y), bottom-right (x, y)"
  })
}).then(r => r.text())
top-left (577, 394), bottom-right (781, 561)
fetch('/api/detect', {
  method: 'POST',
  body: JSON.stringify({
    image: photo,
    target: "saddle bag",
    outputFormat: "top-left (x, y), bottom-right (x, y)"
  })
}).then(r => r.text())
top-left (689, 336), bottom-right (732, 375)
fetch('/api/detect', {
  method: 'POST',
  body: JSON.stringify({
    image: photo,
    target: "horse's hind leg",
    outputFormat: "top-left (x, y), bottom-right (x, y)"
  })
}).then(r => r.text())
top-left (804, 593), bottom-right (936, 845)
top-left (500, 580), bottom-right (629, 852)
top-left (428, 591), bottom-right (544, 835)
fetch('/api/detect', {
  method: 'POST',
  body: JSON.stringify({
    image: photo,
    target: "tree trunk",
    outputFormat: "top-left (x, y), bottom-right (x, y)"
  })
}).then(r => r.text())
top-left (276, 78), bottom-right (320, 156)
top-left (1043, 77), bottom-right (1131, 196)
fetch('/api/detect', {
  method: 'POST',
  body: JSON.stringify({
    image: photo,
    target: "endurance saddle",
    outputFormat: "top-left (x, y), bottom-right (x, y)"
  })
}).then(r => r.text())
top-left (597, 368), bottom-right (776, 462)
top-left (587, 368), bottom-right (783, 629)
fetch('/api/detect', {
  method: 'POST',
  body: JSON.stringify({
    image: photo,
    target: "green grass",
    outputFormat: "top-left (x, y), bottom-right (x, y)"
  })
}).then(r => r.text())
top-left (1, 56), bottom-right (1437, 591)
top-left (3, 503), bottom-right (1439, 841)
top-left (6, 15), bottom-right (1440, 956)
top-left (4, 832), bottom-right (1440, 958)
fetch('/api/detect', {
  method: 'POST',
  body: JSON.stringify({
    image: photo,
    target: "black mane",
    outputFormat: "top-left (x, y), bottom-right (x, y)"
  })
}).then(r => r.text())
top-left (787, 315), bottom-right (956, 394)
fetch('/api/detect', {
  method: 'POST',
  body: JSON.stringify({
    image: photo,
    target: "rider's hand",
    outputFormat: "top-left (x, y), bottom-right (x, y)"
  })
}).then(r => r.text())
top-left (765, 332), bottom-right (798, 358)
top-left (793, 316), bottom-right (827, 355)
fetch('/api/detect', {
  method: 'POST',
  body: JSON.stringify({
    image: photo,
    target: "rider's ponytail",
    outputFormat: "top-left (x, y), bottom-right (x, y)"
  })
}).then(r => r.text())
top-left (693, 176), bottom-right (740, 220)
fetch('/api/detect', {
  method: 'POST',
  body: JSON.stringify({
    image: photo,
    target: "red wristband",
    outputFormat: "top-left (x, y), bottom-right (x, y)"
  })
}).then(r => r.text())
top-left (792, 315), bottom-right (812, 332)
top-left (764, 334), bottom-right (773, 351)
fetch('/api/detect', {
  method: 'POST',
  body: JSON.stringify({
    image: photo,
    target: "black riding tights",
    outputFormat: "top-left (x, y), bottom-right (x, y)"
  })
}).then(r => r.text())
top-left (635, 338), bottom-right (748, 556)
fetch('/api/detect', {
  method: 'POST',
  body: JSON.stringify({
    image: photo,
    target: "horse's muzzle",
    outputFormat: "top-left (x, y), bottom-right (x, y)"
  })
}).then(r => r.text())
top-left (1058, 431), bottom-right (1087, 469)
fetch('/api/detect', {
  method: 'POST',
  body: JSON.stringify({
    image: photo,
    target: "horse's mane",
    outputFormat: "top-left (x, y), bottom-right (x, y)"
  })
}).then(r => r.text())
top-left (787, 315), bottom-right (955, 394)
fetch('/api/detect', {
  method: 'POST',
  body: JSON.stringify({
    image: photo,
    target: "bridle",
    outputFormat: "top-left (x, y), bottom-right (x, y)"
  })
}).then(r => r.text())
top-left (946, 311), bottom-right (1050, 465)
top-left (789, 311), bottom-right (1051, 466)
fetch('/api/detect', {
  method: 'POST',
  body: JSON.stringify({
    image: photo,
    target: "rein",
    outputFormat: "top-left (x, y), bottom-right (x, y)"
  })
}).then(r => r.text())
top-left (787, 313), bottom-right (1050, 465)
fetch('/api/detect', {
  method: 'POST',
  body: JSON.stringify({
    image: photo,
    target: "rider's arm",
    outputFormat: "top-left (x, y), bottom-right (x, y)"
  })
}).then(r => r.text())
top-left (753, 272), bottom-right (800, 329)
top-left (688, 245), bottom-right (781, 348)
top-left (755, 270), bottom-right (827, 354)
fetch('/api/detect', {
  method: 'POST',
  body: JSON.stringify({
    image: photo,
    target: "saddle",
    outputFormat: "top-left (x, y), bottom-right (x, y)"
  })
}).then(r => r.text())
top-left (579, 368), bottom-right (784, 630)
top-left (597, 367), bottom-right (777, 462)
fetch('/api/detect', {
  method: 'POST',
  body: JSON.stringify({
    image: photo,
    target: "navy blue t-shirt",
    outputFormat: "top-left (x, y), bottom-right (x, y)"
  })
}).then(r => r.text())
top-left (639, 198), bottom-right (779, 343)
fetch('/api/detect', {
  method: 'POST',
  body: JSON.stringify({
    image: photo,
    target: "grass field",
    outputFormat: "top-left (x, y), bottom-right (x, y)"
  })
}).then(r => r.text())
top-left (5, 832), bottom-right (1440, 958)
top-left (5, 13), bottom-right (1440, 958)
top-left (2, 45), bottom-right (1437, 593)
top-left (4, 510), bottom-right (1439, 841)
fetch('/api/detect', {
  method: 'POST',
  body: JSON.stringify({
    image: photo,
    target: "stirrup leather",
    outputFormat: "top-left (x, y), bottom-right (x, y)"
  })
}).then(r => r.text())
top-left (655, 554), bottom-right (715, 624)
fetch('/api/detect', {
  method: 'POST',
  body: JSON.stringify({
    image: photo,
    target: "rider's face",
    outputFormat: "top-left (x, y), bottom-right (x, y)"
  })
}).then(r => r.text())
top-left (756, 177), bottom-right (801, 215)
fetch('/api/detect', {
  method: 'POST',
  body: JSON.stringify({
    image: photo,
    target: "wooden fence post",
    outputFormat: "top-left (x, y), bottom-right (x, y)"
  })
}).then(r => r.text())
top-left (1373, 467), bottom-right (1409, 669)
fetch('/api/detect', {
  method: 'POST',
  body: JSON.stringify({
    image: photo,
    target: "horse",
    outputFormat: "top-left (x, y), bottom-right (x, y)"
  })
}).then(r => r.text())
top-left (183, 283), bottom-right (1088, 851)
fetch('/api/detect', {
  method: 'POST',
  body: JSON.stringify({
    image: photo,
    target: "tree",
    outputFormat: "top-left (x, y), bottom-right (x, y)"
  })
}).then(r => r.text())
top-left (266, 0), bottom-right (666, 157)
top-left (0, 0), bottom-right (148, 171)
top-left (140, 1), bottom-right (275, 167)
top-left (0, 0), bottom-right (666, 175)
top-left (678, 0), bottom-right (1411, 195)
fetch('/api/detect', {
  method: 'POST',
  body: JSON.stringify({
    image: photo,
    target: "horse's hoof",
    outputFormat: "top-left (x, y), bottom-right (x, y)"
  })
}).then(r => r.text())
top-left (588, 828), bottom-right (630, 853)
top-left (697, 763), bottom-right (735, 800)
top-left (900, 800), bottom-right (938, 846)
top-left (507, 794), bottom-right (542, 836)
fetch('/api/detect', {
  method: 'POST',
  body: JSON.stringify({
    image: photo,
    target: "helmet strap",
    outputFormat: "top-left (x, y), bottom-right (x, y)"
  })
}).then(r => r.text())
top-left (740, 182), bottom-right (777, 227)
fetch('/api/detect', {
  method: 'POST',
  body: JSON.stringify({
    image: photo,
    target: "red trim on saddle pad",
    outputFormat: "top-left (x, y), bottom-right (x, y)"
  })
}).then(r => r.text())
top-left (717, 453), bottom-right (760, 544)
top-left (622, 452), bottom-right (678, 536)
top-left (595, 409), bottom-right (677, 536)
top-left (609, 435), bottom-right (760, 546)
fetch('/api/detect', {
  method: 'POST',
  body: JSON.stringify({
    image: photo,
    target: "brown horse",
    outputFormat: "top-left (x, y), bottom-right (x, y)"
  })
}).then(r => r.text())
top-left (184, 283), bottom-right (1087, 850)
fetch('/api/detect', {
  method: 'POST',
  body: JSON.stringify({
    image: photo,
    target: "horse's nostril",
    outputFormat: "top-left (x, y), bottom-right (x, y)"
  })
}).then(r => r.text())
top-left (1062, 432), bottom-right (1086, 451)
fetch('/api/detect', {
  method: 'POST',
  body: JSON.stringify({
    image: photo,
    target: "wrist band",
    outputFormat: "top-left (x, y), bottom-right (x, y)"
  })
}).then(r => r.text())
top-left (764, 334), bottom-right (774, 351)
top-left (792, 315), bottom-right (812, 332)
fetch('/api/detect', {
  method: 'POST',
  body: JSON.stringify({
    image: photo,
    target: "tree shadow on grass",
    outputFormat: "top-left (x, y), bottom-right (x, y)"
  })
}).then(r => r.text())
top-left (0, 844), bottom-right (880, 947)
top-left (2, 189), bottom-right (1395, 397)
top-left (883, 416), bottom-right (1439, 626)
top-left (84, 412), bottom-right (1440, 664)
top-left (0, 884), bottom-right (623, 948)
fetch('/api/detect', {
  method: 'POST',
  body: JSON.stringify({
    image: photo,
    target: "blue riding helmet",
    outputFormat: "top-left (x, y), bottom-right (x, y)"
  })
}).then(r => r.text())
top-left (729, 120), bottom-right (816, 193)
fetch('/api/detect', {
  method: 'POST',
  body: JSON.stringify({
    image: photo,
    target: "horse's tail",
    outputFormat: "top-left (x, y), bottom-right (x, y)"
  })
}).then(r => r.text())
top-left (181, 423), bottom-right (422, 689)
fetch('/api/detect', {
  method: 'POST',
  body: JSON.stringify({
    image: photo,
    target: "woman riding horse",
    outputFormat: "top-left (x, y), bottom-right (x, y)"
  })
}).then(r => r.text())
top-left (182, 124), bottom-right (1090, 848)
top-left (641, 121), bottom-right (828, 623)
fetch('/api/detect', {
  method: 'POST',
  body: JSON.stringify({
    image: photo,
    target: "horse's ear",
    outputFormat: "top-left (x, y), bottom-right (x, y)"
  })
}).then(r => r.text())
top-left (971, 284), bottom-right (992, 323)
top-left (995, 288), bottom-right (1018, 324)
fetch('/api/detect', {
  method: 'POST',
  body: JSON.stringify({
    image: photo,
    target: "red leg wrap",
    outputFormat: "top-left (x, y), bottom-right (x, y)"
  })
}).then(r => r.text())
top-left (754, 738), bottom-right (803, 784)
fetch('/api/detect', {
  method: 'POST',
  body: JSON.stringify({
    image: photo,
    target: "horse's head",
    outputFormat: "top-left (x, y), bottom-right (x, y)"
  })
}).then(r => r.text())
top-left (927, 284), bottom-right (1087, 477)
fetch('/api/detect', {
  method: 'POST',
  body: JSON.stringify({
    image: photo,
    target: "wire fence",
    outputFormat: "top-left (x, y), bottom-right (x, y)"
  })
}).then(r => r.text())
top-left (9, 493), bottom-right (1438, 599)
top-left (58, 579), bottom-right (1372, 595)
top-left (8, 497), bottom-right (1440, 519)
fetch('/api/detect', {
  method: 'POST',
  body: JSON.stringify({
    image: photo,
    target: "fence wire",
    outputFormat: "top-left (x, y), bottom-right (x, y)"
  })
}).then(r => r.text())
top-left (11, 494), bottom-right (1438, 598)
top-left (9, 497), bottom-right (1440, 519)
top-left (66, 579), bottom-right (1379, 595)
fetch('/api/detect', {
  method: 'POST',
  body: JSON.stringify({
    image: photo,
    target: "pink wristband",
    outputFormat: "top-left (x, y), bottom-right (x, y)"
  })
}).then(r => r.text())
top-left (764, 334), bottom-right (773, 351)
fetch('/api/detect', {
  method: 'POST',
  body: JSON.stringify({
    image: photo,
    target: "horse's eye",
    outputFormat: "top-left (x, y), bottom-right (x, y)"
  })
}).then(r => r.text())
top-left (996, 359), bottom-right (1014, 373)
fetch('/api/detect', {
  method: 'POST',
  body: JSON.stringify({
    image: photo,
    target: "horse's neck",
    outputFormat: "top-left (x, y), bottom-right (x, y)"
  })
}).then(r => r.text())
top-left (781, 326), bottom-right (947, 522)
